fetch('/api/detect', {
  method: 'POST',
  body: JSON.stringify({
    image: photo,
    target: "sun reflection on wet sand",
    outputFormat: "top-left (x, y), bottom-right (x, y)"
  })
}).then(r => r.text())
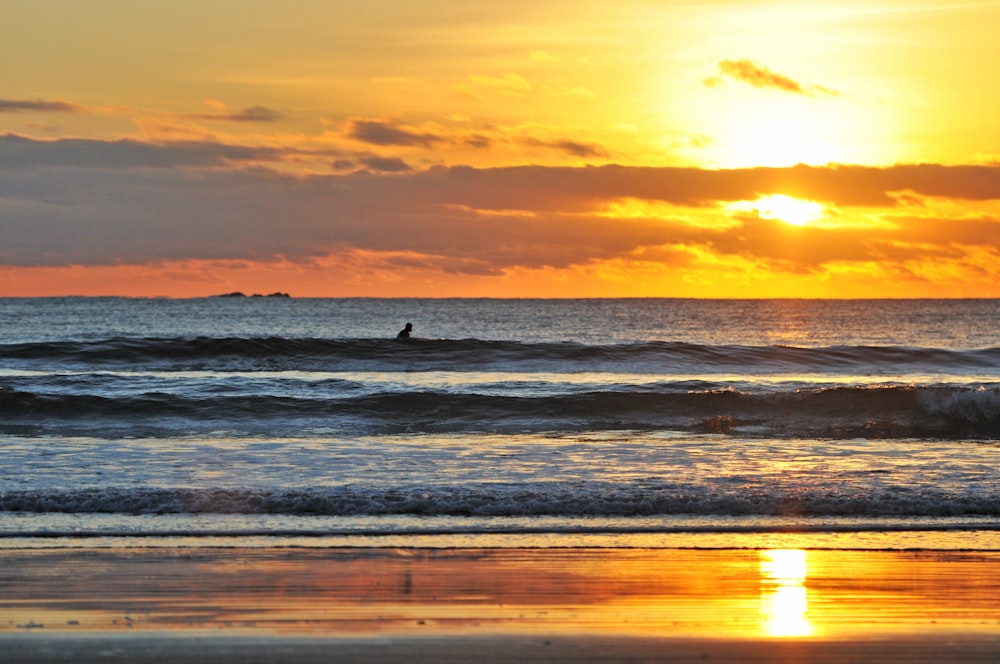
top-left (760, 549), bottom-right (813, 637)
top-left (1, 547), bottom-right (999, 642)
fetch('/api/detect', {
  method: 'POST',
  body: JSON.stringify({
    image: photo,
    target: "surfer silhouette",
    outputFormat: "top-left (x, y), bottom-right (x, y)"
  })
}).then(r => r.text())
top-left (397, 322), bottom-right (413, 339)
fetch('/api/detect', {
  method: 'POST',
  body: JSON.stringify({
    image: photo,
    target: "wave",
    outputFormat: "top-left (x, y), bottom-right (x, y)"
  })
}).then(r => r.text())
top-left (2, 484), bottom-right (998, 518)
top-left (3, 384), bottom-right (1000, 438)
top-left (3, 336), bottom-right (1000, 373)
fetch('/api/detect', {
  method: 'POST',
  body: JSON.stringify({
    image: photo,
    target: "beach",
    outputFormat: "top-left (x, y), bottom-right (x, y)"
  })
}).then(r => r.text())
top-left (3, 297), bottom-right (999, 661)
top-left (8, 0), bottom-right (1000, 653)
top-left (3, 546), bottom-right (999, 662)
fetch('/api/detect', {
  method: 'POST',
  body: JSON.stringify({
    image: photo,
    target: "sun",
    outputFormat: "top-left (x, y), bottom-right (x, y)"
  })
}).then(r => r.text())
top-left (754, 194), bottom-right (826, 226)
top-left (731, 194), bottom-right (826, 226)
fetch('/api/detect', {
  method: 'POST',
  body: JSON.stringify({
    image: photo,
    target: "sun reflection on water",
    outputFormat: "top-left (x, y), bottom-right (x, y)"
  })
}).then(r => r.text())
top-left (760, 549), bottom-right (813, 637)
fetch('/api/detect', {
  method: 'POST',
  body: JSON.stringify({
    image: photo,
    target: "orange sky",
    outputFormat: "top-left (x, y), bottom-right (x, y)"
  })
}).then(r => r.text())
top-left (3, 0), bottom-right (1000, 297)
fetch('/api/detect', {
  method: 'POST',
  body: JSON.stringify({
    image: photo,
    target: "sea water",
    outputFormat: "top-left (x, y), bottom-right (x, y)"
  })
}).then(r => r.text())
top-left (1, 297), bottom-right (998, 549)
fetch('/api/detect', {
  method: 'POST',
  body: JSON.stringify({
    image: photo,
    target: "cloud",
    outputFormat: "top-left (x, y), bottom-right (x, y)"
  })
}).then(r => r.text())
top-left (0, 133), bottom-right (302, 170)
top-left (716, 59), bottom-right (804, 93)
top-left (2, 136), bottom-right (1000, 281)
top-left (0, 99), bottom-right (83, 113)
top-left (706, 59), bottom-right (840, 97)
top-left (188, 105), bottom-right (284, 122)
top-left (346, 119), bottom-right (443, 147)
top-left (333, 115), bottom-right (609, 162)
top-left (464, 134), bottom-right (494, 149)
top-left (332, 156), bottom-right (415, 173)
top-left (357, 156), bottom-right (413, 172)
top-left (522, 137), bottom-right (608, 158)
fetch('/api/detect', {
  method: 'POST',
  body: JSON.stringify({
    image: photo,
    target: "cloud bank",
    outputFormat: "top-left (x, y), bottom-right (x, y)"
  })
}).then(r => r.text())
top-left (1, 135), bottom-right (998, 291)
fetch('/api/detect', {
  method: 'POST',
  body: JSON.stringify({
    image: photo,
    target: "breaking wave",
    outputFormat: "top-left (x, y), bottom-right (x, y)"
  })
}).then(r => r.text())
top-left (3, 382), bottom-right (999, 438)
top-left (3, 484), bottom-right (999, 518)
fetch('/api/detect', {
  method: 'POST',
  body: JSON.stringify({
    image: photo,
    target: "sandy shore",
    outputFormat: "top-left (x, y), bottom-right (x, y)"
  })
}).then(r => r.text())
top-left (2, 547), bottom-right (999, 662)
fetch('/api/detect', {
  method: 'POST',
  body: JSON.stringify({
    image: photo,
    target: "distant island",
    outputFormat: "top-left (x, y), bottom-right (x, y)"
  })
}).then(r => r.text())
top-left (213, 292), bottom-right (291, 298)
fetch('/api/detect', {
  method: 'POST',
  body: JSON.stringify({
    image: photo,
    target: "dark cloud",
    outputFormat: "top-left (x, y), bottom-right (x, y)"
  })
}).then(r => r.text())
top-left (347, 120), bottom-right (443, 147)
top-left (189, 105), bottom-right (284, 123)
top-left (340, 117), bottom-right (603, 158)
top-left (358, 156), bottom-right (413, 172)
top-left (707, 59), bottom-right (840, 98)
top-left (465, 134), bottom-right (493, 149)
top-left (0, 99), bottom-right (83, 113)
top-left (2, 136), bottom-right (1000, 276)
top-left (718, 59), bottom-right (804, 93)
top-left (522, 137), bottom-right (608, 158)
top-left (0, 134), bottom-right (308, 170)
top-left (330, 155), bottom-right (414, 173)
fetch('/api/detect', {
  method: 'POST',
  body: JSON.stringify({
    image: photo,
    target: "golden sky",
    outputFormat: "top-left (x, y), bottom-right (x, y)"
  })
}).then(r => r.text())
top-left (3, 0), bottom-right (1000, 297)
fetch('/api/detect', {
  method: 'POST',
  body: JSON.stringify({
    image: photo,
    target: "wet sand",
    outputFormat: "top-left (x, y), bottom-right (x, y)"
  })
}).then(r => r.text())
top-left (2, 547), bottom-right (999, 662)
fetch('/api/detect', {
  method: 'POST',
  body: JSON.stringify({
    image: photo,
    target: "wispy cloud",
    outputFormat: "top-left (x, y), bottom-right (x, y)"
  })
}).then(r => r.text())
top-left (187, 105), bottom-right (284, 123)
top-left (341, 118), bottom-right (606, 159)
top-left (346, 119), bottom-right (443, 147)
top-left (0, 99), bottom-right (83, 113)
top-left (522, 137), bottom-right (608, 158)
top-left (705, 59), bottom-right (840, 98)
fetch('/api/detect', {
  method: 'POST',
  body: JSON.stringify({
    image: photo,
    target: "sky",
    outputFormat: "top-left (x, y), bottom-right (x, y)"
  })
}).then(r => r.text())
top-left (3, 0), bottom-right (1000, 298)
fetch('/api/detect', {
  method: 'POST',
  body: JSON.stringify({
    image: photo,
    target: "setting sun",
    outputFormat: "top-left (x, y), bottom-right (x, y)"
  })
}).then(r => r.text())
top-left (731, 194), bottom-right (827, 226)
top-left (760, 549), bottom-right (813, 638)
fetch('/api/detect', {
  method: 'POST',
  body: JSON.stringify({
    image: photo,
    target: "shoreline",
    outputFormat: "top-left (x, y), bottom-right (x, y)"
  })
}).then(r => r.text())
top-left (3, 546), bottom-right (999, 661)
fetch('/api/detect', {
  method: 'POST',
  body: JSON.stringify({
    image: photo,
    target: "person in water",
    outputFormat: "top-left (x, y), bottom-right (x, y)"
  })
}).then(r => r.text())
top-left (397, 322), bottom-right (413, 339)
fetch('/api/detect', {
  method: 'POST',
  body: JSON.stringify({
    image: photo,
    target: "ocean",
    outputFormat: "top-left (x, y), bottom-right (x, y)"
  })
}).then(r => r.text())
top-left (1, 297), bottom-right (999, 550)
